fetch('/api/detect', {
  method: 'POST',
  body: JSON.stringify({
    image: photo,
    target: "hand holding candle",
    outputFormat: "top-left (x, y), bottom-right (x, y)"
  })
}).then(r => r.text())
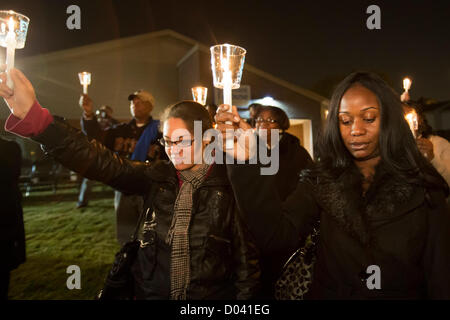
top-left (78, 71), bottom-right (91, 94)
top-left (210, 44), bottom-right (246, 149)
top-left (0, 11), bottom-right (30, 90)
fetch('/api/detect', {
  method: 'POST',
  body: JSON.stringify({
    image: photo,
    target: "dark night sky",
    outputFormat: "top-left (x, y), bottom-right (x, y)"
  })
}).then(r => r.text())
top-left (3, 0), bottom-right (450, 100)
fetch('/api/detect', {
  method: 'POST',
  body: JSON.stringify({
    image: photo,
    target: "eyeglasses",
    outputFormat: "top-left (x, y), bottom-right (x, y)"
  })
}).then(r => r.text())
top-left (159, 137), bottom-right (194, 148)
top-left (255, 118), bottom-right (277, 124)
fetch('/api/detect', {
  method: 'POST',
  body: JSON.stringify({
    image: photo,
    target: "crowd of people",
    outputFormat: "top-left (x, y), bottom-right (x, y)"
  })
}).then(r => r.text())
top-left (0, 67), bottom-right (448, 300)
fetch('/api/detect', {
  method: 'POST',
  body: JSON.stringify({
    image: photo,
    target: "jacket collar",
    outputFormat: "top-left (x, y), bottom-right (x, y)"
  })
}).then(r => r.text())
top-left (314, 161), bottom-right (421, 245)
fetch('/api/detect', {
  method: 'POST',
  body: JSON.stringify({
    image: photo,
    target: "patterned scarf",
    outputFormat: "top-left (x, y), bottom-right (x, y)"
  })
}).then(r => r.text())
top-left (166, 164), bottom-right (210, 300)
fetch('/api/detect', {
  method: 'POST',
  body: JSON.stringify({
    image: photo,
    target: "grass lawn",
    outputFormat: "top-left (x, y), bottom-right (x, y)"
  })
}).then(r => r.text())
top-left (9, 183), bottom-right (120, 300)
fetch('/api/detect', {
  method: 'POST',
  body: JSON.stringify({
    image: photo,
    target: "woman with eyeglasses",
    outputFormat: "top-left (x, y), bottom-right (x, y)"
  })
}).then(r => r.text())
top-left (255, 106), bottom-right (313, 201)
top-left (216, 72), bottom-right (450, 299)
top-left (0, 69), bottom-right (260, 300)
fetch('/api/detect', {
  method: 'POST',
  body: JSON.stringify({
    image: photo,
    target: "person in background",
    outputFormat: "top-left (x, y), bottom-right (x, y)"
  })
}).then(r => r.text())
top-left (80, 90), bottom-right (166, 244)
top-left (0, 138), bottom-right (25, 300)
top-left (255, 105), bottom-right (313, 201)
top-left (246, 103), bottom-right (262, 128)
top-left (95, 105), bottom-right (119, 131)
top-left (76, 105), bottom-right (119, 209)
top-left (403, 101), bottom-right (450, 191)
top-left (252, 105), bottom-right (313, 298)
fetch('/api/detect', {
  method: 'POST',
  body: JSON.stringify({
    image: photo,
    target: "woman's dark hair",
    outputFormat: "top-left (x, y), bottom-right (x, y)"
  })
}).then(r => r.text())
top-left (313, 71), bottom-right (448, 194)
top-left (259, 106), bottom-right (290, 131)
top-left (162, 101), bottom-right (213, 134)
top-left (403, 100), bottom-right (434, 138)
top-left (248, 103), bottom-right (262, 115)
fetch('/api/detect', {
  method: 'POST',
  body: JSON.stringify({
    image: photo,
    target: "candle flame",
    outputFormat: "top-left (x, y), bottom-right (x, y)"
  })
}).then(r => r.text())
top-left (403, 77), bottom-right (412, 91)
top-left (8, 17), bottom-right (14, 33)
top-left (405, 110), bottom-right (418, 134)
top-left (222, 56), bottom-right (230, 72)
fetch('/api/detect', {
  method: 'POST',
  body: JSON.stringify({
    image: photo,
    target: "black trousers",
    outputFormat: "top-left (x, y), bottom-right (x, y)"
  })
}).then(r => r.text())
top-left (0, 269), bottom-right (10, 300)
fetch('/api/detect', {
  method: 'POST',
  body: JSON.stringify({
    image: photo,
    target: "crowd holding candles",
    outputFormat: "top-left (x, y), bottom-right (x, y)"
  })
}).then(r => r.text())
top-left (0, 9), bottom-right (449, 301)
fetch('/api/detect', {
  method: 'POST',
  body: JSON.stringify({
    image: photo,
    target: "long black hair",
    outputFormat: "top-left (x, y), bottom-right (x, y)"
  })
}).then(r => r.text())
top-left (312, 71), bottom-right (448, 194)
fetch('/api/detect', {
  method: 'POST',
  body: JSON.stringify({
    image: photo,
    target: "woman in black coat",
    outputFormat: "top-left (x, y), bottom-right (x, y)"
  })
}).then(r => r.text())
top-left (254, 105), bottom-right (313, 298)
top-left (255, 105), bottom-right (313, 201)
top-left (0, 69), bottom-right (260, 300)
top-left (216, 72), bottom-right (450, 299)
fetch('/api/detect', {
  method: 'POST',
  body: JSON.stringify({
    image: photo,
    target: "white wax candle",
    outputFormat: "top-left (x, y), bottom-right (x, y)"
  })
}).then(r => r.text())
top-left (6, 17), bottom-right (16, 89)
top-left (222, 58), bottom-right (234, 149)
top-left (223, 70), bottom-right (232, 107)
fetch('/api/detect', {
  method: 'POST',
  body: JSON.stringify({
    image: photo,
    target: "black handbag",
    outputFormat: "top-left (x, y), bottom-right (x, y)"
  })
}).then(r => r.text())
top-left (274, 226), bottom-right (319, 300)
top-left (97, 185), bottom-right (158, 300)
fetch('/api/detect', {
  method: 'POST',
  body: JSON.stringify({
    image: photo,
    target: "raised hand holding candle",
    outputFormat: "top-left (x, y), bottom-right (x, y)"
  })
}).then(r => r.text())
top-left (191, 86), bottom-right (208, 105)
top-left (78, 71), bottom-right (91, 94)
top-left (0, 11), bottom-right (30, 90)
top-left (210, 44), bottom-right (246, 149)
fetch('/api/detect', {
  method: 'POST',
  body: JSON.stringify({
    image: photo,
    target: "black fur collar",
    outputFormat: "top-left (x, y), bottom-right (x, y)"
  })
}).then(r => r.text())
top-left (313, 161), bottom-right (419, 245)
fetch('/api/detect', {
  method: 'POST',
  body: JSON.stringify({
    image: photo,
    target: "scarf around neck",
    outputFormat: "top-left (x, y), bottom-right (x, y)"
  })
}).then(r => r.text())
top-left (166, 164), bottom-right (211, 300)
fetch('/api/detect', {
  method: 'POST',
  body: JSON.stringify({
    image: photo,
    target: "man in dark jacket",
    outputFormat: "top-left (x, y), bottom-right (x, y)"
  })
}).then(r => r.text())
top-left (80, 90), bottom-right (166, 244)
top-left (0, 138), bottom-right (25, 300)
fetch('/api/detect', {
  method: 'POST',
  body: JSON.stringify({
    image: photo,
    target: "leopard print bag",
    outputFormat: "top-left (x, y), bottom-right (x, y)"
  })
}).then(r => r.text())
top-left (274, 228), bottom-right (319, 300)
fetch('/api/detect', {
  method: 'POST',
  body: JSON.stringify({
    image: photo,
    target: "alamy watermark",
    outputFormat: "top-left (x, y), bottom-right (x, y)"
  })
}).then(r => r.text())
top-left (66, 5), bottom-right (81, 30)
top-left (66, 265), bottom-right (81, 290)
top-left (366, 265), bottom-right (381, 290)
top-left (366, 5), bottom-right (381, 30)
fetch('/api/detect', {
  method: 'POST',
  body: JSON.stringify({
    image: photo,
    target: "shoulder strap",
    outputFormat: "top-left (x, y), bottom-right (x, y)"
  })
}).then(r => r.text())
top-left (131, 182), bottom-right (159, 241)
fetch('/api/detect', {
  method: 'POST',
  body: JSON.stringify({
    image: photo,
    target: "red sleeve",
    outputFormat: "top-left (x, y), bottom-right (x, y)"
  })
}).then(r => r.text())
top-left (4, 101), bottom-right (54, 138)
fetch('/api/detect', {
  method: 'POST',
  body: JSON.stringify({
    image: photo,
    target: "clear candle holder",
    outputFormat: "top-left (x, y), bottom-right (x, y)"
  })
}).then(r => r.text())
top-left (210, 44), bottom-right (246, 149)
top-left (0, 10), bottom-right (29, 49)
top-left (191, 86), bottom-right (208, 105)
top-left (78, 71), bottom-right (91, 94)
top-left (0, 10), bottom-right (30, 88)
top-left (405, 110), bottom-right (418, 138)
top-left (210, 44), bottom-right (246, 90)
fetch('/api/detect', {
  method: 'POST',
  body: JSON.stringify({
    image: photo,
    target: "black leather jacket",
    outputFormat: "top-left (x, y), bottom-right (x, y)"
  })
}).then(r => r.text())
top-left (32, 117), bottom-right (260, 300)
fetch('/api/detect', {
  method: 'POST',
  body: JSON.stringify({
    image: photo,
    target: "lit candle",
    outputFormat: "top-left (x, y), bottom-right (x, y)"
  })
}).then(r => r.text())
top-left (78, 71), bottom-right (91, 94)
top-left (191, 86), bottom-right (208, 105)
top-left (405, 110), bottom-right (418, 138)
top-left (403, 77), bottom-right (412, 92)
top-left (222, 46), bottom-right (234, 149)
top-left (222, 48), bottom-right (232, 107)
top-left (210, 44), bottom-right (246, 149)
top-left (5, 17), bottom-right (16, 89)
